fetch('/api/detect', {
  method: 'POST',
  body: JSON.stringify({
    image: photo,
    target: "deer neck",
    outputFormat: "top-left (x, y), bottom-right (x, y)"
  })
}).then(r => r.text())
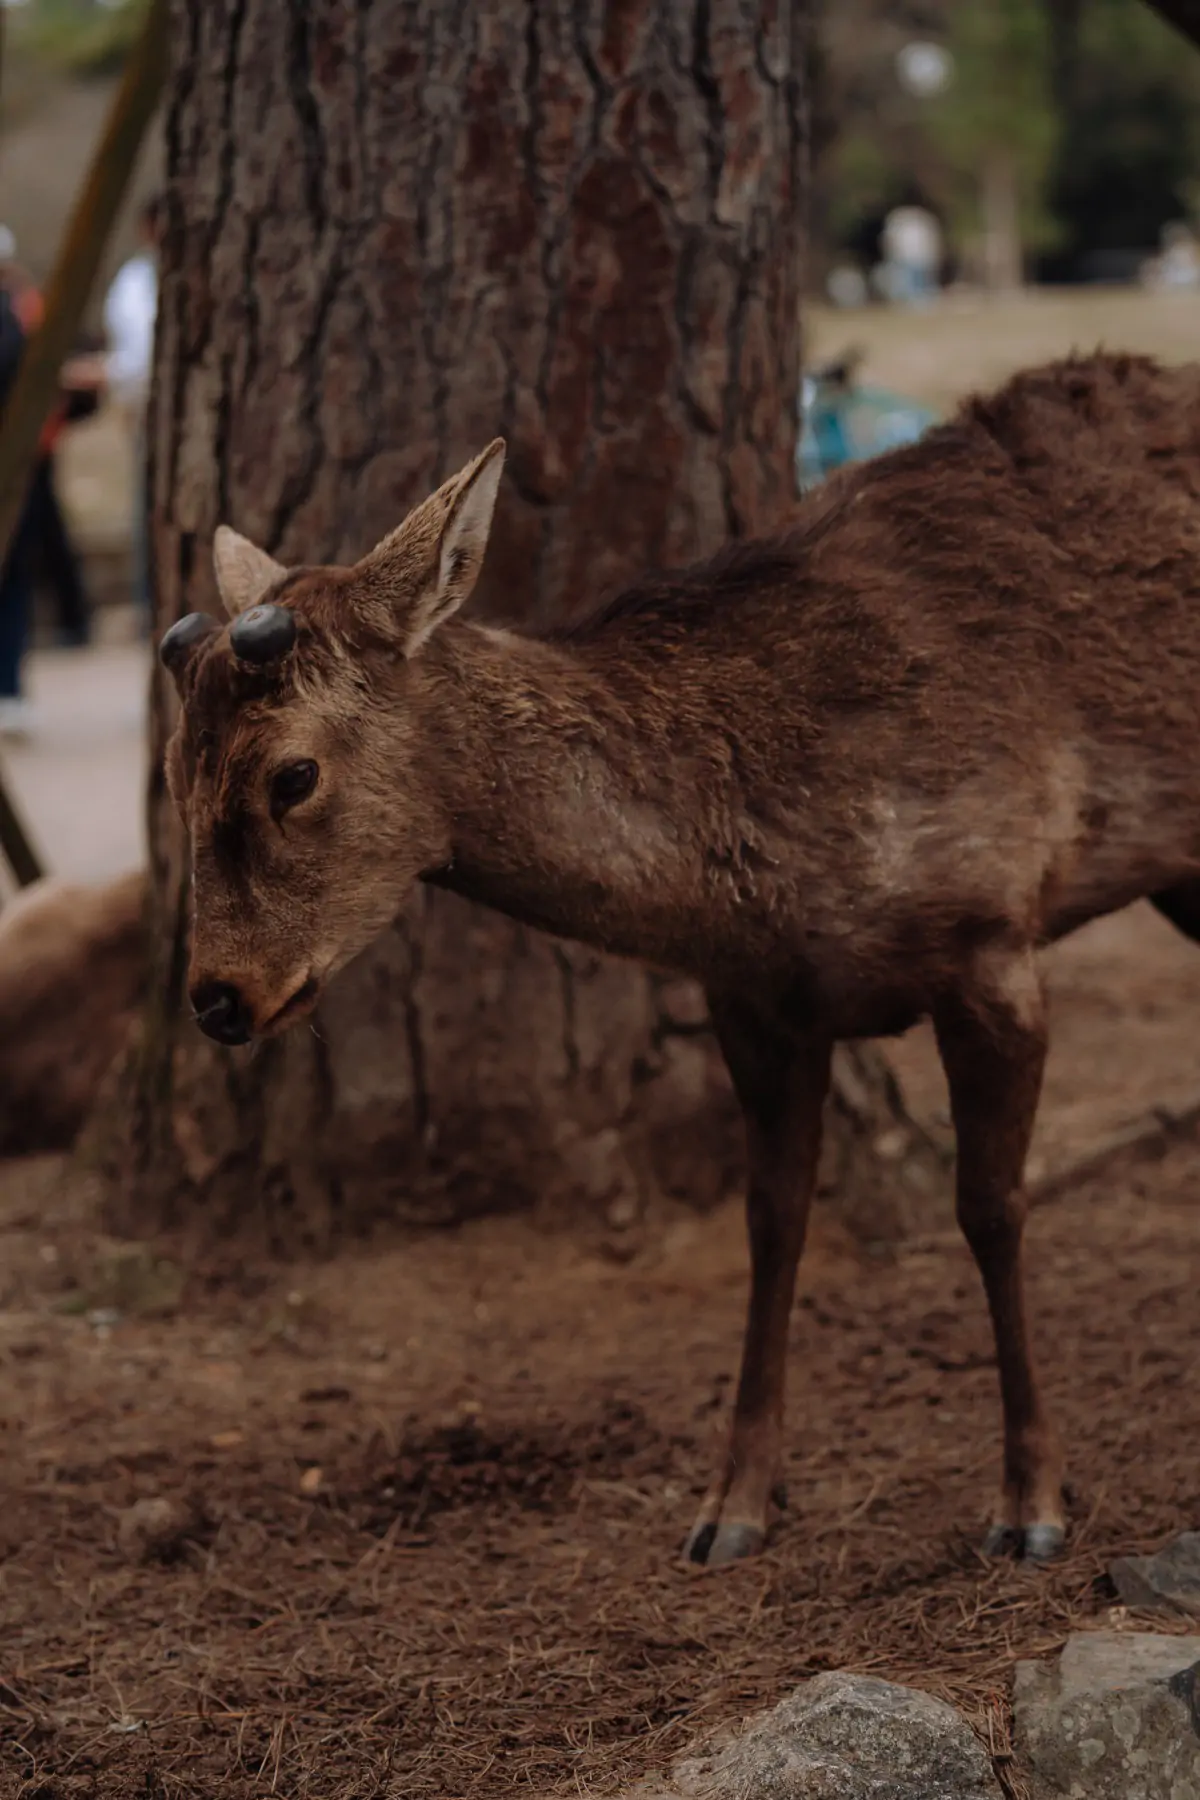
top-left (419, 622), bottom-right (691, 951)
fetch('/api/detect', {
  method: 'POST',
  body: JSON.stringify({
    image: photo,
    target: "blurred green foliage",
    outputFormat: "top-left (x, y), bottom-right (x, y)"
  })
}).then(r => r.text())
top-left (817, 0), bottom-right (1200, 278)
top-left (1047, 0), bottom-right (1200, 271)
top-left (7, 0), bottom-right (148, 79)
top-left (924, 0), bottom-right (1062, 254)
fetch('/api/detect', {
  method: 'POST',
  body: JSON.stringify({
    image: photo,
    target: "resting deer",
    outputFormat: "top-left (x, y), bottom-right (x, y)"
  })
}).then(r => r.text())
top-left (162, 352), bottom-right (1200, 1568)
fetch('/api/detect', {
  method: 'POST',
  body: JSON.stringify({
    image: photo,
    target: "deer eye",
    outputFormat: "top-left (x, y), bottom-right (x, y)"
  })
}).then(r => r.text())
top-left (270, 759), bottom-right (318, 818)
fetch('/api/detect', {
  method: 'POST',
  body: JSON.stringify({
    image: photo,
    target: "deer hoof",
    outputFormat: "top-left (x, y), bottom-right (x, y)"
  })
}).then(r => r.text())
top-left (982, 1521), bottom-right (1065, 1562)
top-left (1022, 1522), bottom-right (1066, 1563)
top-left (684, 1518), bottom-right (764, 1567)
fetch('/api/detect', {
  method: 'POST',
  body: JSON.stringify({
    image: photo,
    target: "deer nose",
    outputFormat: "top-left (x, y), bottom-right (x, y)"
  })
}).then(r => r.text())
top-left (190, 979), bottom-right (253, 1046)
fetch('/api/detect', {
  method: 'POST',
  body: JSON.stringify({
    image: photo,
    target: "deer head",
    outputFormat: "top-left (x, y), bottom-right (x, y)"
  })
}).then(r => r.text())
top-left (161, 441), bottom-right (506, 1045)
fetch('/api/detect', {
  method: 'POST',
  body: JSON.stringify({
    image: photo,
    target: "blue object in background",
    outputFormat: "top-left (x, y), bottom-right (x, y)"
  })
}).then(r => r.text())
top-left (797, 366), bottom-right (938, 492)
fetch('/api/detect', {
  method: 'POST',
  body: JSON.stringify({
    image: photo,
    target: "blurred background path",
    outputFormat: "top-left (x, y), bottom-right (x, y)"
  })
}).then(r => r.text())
top-left (1, 634), bottom-right (147, 884)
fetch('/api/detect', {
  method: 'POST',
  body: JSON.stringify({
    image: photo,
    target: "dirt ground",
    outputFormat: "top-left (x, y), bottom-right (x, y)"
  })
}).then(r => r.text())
top-left (1, 899), bottom-right (1199, 1800)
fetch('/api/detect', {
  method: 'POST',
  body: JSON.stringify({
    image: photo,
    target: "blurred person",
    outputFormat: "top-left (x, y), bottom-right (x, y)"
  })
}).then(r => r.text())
top-left (62, 194), bottom-right (164, 629)
top-left (0, 227), bottom-right (96, 649)
top-left (101, 193), bottom-right (163, 626)
top-left (0, 277), bottom-right (35, 732)
top-left (880, 203), bottom-right (942, 306)
top-left (1144, 222), bottom-right (1200, 292)
top-left (0, 227), bottom-right (35, 332)
top-left (825, 264), bottom-right (869, 309)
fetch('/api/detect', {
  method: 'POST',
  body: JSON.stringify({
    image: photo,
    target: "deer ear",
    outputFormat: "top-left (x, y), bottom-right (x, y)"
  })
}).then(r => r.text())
top-left (213, 526), bottom-right (287, 618)
top-left (359, 440), bottom-right (506, 656)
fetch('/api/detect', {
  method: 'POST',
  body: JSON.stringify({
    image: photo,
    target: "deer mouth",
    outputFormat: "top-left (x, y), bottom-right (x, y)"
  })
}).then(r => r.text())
top-left (259, 973), bottom-right (321, 1036)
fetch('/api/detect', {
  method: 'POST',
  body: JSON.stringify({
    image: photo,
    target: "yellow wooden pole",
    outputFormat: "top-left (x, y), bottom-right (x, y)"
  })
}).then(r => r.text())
top-left (0, 779), bottom-right (42, 889)
top-left (0, 0), bottom-right (168, 887)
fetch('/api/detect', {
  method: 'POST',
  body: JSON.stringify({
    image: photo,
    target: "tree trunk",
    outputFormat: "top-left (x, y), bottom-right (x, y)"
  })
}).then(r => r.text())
top-left (981, 150), bottom-right (1023, 293)
top-left (108, 0), bottom-right (943, 1250)
top-left (1044, 0), bottom-right (1085, 112)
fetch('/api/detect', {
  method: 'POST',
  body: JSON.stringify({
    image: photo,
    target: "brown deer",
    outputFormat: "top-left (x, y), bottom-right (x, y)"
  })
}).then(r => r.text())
top-left (162, 352), bottom-right (1200, 1569)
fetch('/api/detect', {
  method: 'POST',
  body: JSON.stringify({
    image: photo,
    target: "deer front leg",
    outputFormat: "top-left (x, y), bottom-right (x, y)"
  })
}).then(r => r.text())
top-left (685, 993), bottom-right (832, 1568)
top-left (934, 945), bottom-right (1066, 1562)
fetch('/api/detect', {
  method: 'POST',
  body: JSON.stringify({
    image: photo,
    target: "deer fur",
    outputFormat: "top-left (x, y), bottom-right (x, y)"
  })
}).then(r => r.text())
top-left (164, 352), bottom-right (1200, 1566)
top-left (0, 870), bottom-right (146, 1153)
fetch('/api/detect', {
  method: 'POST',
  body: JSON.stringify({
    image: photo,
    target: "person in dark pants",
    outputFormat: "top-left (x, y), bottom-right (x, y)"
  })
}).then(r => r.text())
top-left (25, 456), bottom-right (90, 646)
top-left (0, 278), bottom-right (33, 732)
top-left (1, 237), bottom-right (95, 649)
top-left (0, 503), bottom-right (34, 729)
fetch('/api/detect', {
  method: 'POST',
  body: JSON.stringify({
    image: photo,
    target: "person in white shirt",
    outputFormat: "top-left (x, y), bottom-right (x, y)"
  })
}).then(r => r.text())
top-left (69, 195), bottom-right (163, 625)
top-left (107, 195), bottom-right (161, 622)
top-left (105, 251), bottom-right (157, 412)
top-left (881, 205), bottom-right (942, 306)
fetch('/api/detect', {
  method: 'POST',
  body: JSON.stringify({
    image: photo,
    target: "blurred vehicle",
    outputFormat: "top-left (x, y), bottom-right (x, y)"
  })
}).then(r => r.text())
top-left (797, 347), bottom-right (939, 490)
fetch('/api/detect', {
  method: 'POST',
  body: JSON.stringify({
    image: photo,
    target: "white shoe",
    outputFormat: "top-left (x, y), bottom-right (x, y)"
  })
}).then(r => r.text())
top-left (0, 698), bottom-right (36, 738)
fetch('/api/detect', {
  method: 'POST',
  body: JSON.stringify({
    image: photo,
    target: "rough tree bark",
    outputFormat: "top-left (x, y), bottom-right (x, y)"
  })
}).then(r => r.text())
top-left (110, 0), bottom-right (944, 1248)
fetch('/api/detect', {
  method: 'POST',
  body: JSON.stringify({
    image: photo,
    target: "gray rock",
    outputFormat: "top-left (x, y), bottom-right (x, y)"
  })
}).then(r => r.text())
top-left (115, 1494), bottom-right (205, 1564)
top-left (1013, 1631), bottom-right (1200, 1800)
top-left (666, 1671), bottom-right (1002, 1799)
top-left (1111, 1535), bottom-right (1200, 1619)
